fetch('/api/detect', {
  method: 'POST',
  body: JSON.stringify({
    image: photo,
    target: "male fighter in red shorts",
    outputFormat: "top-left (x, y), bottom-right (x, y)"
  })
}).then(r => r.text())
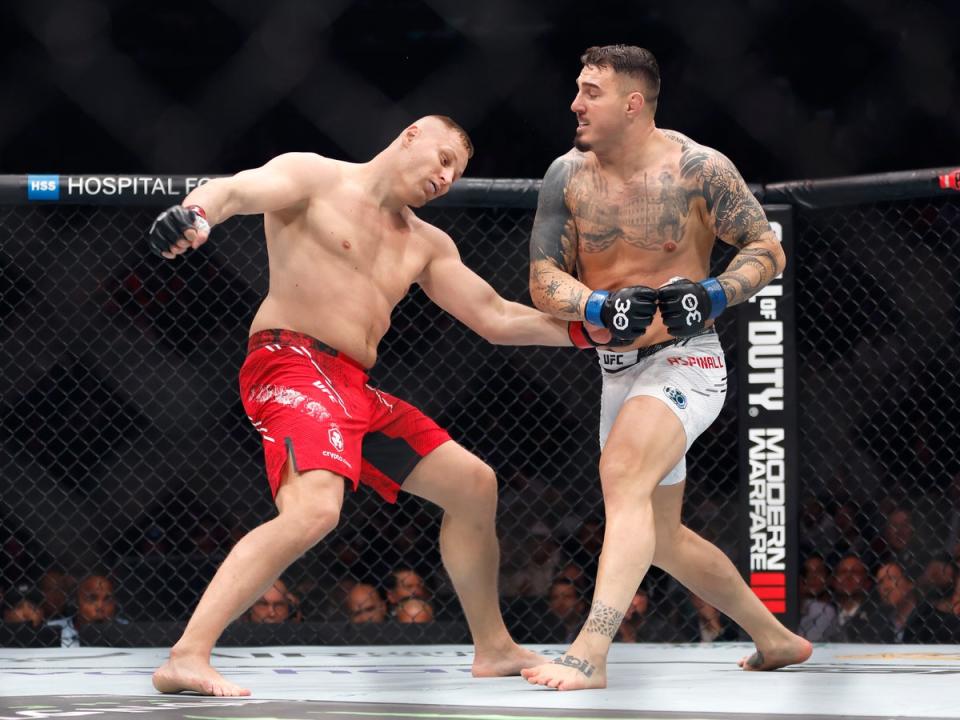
top-left (147, 116), bottom-right (605, 696)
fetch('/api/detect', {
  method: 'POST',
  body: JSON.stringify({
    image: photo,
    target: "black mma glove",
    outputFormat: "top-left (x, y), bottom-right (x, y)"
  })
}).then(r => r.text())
top-left (658, 276), bottom-right (728, 338)
top-left (583, 286), bottom-right (658, 344)
top-left (148, 205), bottom-right (210, 258)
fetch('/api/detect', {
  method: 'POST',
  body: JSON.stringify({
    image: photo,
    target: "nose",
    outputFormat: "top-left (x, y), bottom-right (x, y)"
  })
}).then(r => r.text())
top-left (570, 92), bottom-right (585, 114)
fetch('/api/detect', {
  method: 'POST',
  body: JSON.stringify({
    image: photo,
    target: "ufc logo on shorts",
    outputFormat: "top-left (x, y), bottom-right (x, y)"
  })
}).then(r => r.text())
top-left (612, 297), bottom-right (631, 331)
top-left (681, 293), bottom-right (701, 326)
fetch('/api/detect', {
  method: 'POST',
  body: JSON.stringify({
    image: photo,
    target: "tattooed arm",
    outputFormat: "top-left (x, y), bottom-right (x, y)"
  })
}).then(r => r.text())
top-left (657, 139), bottom-right (785, 338)
top-left (699, 150), bottom-right (786, 306)
top-left (529, 155), bottom-right (592, 320)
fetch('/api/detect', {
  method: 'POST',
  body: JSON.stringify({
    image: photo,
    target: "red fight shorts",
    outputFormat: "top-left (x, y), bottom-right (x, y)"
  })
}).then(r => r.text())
top-left (239, 329), bottom-right (452, 503)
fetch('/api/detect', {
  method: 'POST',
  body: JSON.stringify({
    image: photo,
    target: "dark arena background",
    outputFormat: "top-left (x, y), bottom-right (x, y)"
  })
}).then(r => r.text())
top-left (2, 2), bottom-right (960, 719)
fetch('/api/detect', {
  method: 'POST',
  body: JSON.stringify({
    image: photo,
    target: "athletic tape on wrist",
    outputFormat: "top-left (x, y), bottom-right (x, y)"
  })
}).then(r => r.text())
top-left (585, 290), bottom-right (609, 327)
top-left (701, 277), bottom-right (727, 319)
top-left (185, 205), bottom-right (210, 232)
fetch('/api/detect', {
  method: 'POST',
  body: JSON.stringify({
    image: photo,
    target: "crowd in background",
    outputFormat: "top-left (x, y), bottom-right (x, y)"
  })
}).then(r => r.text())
top-left (6, 468), bottom-right (960, 647)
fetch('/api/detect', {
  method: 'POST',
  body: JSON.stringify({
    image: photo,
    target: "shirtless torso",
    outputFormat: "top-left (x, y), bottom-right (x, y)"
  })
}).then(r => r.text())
top-left (155, 132), bottom-right (570, 367)
top-left (251, 157), bottom-right (448, 367)
top-left (531, 128), bottom-right (775, 351)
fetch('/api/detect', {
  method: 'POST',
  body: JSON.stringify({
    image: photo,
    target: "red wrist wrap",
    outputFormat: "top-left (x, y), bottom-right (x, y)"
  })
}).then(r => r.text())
top-left (568, 321), bottom-right (595, 350)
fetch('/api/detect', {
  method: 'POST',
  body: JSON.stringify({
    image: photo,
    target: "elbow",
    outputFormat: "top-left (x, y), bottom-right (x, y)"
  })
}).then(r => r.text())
top-left (479, 323), bottom-right (509, 346)
top-left (475, 310), bottom-right (514, 346)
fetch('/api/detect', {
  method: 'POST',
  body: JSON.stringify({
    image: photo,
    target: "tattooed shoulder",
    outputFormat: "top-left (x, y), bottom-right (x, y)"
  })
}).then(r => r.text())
top-left (673, 144), bottom-right (769, 248)
top-left (661, 129), bottom-right (694, 149)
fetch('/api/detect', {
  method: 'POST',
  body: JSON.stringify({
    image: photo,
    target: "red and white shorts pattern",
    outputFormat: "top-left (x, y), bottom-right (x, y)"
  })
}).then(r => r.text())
top-left (239, 329), bottom-right (451, 502)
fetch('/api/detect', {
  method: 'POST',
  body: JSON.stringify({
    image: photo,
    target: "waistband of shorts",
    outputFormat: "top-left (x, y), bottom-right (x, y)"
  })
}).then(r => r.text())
top-left (247, 329), bottom-right (368, 372)
top-left (598, 326), bottom-right (717, 372)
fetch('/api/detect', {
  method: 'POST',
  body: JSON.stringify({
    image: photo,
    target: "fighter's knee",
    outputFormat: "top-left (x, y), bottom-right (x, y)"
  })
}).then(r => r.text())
top-left (454, 459), bottom-right (498, 515)
top-left (285, 505), bottom-right (341, 549)
top-left (598, 454), bottom-right (629, 484)
top-left (599, 456), bottom-right (654, 502)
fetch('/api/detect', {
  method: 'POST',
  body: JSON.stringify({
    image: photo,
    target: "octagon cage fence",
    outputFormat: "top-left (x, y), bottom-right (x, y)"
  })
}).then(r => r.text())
top-left (1, 167), bottom-right (958, 648)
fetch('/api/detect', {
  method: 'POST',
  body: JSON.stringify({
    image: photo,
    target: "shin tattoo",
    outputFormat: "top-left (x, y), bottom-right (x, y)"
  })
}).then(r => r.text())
top-left (584, 600), bottom-right (624, 639)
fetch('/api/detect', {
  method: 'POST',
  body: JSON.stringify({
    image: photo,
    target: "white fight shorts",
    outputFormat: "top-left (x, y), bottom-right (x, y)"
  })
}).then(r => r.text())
top-left (598, 328), bottom-right (727, 486)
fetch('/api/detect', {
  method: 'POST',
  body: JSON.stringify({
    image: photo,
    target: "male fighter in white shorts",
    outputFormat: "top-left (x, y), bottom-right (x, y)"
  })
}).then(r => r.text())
top-left (523, 45), bottom-right (812, 690)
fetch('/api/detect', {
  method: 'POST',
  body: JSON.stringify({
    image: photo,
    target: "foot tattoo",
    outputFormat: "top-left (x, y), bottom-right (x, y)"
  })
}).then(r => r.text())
top-left (747, 651), bottom-right (765, 669)
top-left (552, 654), bottom-right (597, 678)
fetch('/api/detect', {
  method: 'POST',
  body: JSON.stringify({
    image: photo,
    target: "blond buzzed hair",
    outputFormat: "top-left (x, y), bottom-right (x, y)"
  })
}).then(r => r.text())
top-left (425, 114), bottom-right (474, 158)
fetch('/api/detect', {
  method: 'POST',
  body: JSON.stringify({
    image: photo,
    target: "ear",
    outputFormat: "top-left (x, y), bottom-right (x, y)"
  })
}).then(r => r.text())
top-left (402, 125), bottom-right (421, 147)
top-left (625, 91), bottom-right (645, 116)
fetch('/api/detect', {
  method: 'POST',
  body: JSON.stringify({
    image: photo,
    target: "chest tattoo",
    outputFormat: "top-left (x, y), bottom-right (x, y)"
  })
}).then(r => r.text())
top-left (566, 163), bottom-right (699, 254)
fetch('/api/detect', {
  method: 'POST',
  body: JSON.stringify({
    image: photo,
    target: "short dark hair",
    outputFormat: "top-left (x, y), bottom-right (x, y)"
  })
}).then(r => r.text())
top-left (384, 566), bottom-right (419, 592)
top-left (580, 45), bottom-right (660, 105)
top-left (428, 114), bottom-right (474, 159)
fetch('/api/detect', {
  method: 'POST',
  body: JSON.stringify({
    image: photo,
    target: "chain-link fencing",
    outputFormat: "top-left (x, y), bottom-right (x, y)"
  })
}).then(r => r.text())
top-left (1, 173), bottom-right (958, 647)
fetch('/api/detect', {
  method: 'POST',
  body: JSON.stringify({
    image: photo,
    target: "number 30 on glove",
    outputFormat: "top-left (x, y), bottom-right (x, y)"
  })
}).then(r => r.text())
top-left (583, 285), bottom-right (658, 345)
top-left (657, 277), bottom-right (727, 338)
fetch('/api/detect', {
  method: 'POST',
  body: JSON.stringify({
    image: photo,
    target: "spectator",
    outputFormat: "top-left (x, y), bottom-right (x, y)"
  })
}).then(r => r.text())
top-left (46, 574), bottom-right (126, 647)
top-left (687, 593), bottom-right (738, 643)
top-left (38, 569), bottom-right (75, 620)
top-left (546, 577), bottom-right (588, 644)
top-left (395, 597), bottom-right (434, 624)
top-left (875, 562), bottom-right (919, 643)
top-left (823, 554), bottom-right (885, 642)
top-left (917, 555), bottom-right (958, 606)
top-left (247, 579), bottom-right (299, 624)
top-left (615, 587), bottom-right (676, 643)
top-left (345, 583), bottom-right (386, 624)
top-left (903, 558), bottom-right (960, 643)
top-left (369, 511), bottom-right (441, 584)
top-left (385, 567), bottom-right (430, 609)
top-left (868, 507), bottom-right (926, 579)
top-left (502, 522), bottom-right (561, 598)
top-left (3, 585), bottom-right (45, 628)
top-left (798, 555), bottom-right (837, 641)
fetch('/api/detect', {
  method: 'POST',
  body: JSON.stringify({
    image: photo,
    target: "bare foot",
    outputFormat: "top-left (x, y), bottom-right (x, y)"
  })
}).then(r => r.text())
top-left (520, 653), bottom-right (606, 691)
top-left (153, 654), bottom-right (251, 696)
top-left (738, 634), bottom-right (813, 671)
top-left (472, 644), bottom-right (546, 677)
